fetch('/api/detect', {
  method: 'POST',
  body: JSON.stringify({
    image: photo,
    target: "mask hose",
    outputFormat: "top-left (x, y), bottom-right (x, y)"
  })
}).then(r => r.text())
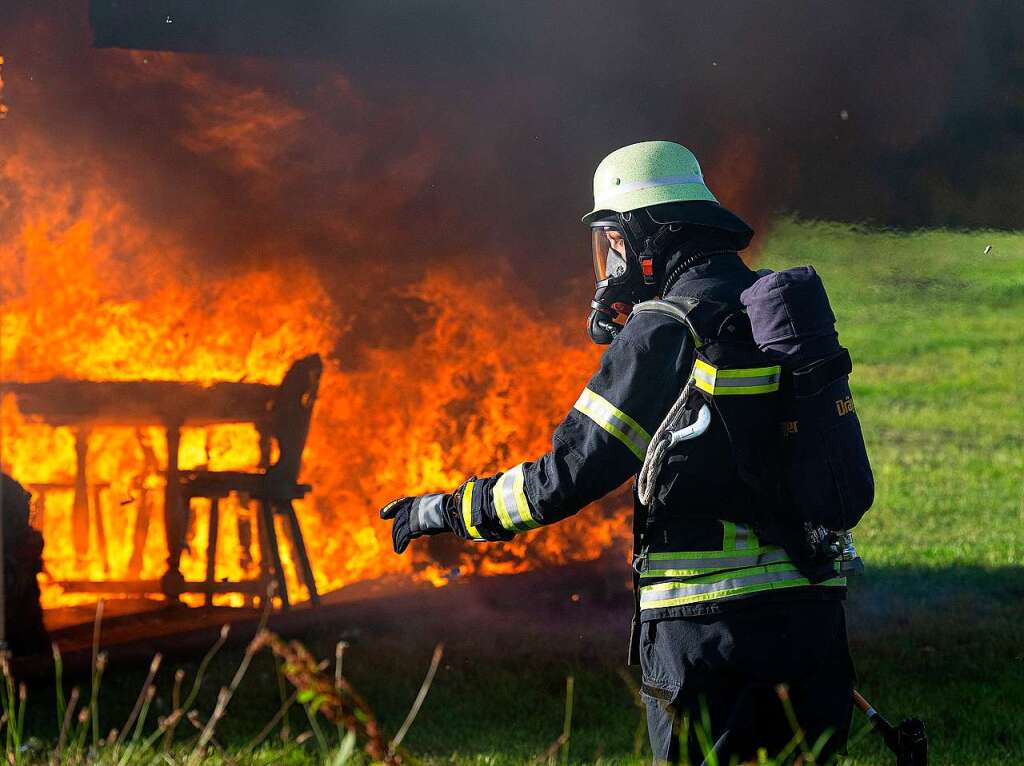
top-left (587, 303), bottom-right (620, 344)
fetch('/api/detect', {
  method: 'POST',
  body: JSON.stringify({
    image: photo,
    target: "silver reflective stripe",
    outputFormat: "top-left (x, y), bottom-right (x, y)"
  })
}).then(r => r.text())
top-left (574, 388), bottom-right (651, 461)
top-left (734, 523), bottom-right (751, 550)
top-left (692, 365), bottom-right (715, 388)
top-left (412, 493), bottom-right (446, 534)
top-left (640, 568), bottom-right (810, 609)
top-left (493, 463), bottom-right (540, 532)
top-left (640, 546), bottom-right (790, 577)
top-left (715, 373), bottom-right (780, 388)
top-left (605, 173), bottom-right (705, 196)
top-left (692, 359), bottom-right (781, 396)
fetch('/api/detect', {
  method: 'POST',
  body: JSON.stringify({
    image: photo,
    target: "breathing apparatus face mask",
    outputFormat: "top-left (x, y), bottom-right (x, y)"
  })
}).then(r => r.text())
top-left (588, 220), bottom-right (647, 345)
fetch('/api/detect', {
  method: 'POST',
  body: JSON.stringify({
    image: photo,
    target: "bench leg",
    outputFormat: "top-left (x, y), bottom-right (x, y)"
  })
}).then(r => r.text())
top-left (162, 423), bottom-right (185, 602)
top-left (283, 501), bottom-right (320, 607)
top-left (127, 489), bottom-right (151, 580)
top-left (237, 501), bottom-right (256, 608)
top-left (205, 498), bottom-right (220, 607)
top-left (92, 485), bottom-right (110, 576)
top-left (72, 428), bottom-right (91, 565)
top-left (259, 499), bottom-right (289, 609)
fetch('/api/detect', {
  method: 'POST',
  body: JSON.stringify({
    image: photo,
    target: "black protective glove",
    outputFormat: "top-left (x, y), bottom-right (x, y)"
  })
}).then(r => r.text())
top-left (379, 492), bottom-right (454, 554)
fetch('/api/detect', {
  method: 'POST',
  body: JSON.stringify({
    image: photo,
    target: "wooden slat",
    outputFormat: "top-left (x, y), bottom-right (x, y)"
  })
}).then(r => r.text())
top-left (1, 379), bottom-right (275, 427)
top-left (56, 579), bottom-right (270, 595)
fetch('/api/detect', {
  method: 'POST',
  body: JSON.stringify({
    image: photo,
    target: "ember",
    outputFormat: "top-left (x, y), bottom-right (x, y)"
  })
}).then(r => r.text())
top-left (0, 54), bottom-right (7, 119)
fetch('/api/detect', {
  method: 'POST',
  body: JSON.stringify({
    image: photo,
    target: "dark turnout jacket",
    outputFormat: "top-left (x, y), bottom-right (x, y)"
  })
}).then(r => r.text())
top-left (458, 251), bottom-right (845, 620)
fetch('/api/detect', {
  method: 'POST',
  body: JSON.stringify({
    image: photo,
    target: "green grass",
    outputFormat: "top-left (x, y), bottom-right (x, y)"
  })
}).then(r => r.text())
top-left (763, 221), bottom-right (1024, 570)
top-left (11, 221), bottom-right (1024, 764)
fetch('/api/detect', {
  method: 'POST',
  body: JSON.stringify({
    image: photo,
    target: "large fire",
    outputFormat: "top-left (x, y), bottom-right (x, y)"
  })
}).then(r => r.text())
top-left (0, 42), bottom-right (632, 612)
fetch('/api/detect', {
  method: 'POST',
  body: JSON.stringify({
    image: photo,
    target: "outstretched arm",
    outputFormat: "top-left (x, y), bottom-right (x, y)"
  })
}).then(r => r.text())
top-left (381, 312), bottom-right (695, 553)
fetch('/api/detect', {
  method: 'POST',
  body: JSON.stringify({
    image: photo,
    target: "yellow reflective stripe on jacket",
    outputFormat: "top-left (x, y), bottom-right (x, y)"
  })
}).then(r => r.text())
top-left (573, 388), bottom-right (652, 461)
top-left (692, 359), bottom-right (781, 396)
top-left (641, 545), bottom-right (791, 578)
top-left (640, 563), bottom-right (846, 609)
top-left (721, 521), bottom-right (757, 551)
top-left (461, 481), bottom-right (485, 541)
top-left (721, 520), bottom-right (736, 550)
top-left (492, 463), bottom-right (540, 533)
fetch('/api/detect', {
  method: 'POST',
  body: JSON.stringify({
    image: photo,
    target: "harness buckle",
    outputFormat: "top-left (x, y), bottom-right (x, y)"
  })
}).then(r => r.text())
top-left (631, 551), bottom-right (648, 575)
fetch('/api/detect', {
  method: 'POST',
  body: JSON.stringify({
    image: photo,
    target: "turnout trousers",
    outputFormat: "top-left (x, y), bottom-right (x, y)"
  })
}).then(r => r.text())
top-left (640, 600), bottom-right (854, 765)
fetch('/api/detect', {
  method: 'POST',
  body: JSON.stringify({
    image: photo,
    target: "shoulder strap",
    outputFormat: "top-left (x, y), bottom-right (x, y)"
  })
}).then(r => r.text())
top-left (630, 296), bottom-right (703, 347)
top-left (631, 296), bottom-right (700, 322)
top-left (630, 296), bottom-right (743, 349)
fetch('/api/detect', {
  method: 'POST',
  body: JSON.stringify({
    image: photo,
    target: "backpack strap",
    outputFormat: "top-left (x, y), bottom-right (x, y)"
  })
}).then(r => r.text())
top-left (630, 296), bottom-right (703, 347)
top-left (630, 296), bottom-right (745, 351)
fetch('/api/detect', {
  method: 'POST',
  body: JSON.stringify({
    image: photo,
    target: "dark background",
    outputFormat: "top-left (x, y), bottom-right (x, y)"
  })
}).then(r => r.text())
top-left (3, 1), bottom-right (1022, 349)
top-left (85, 0), bottom-right (1024, 229)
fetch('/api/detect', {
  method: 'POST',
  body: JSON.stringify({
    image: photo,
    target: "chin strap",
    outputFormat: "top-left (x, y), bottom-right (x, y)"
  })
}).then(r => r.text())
top-left (623, 211), bottom-right (740, 295)
top-left (637, 223), bottom-right (684, 286)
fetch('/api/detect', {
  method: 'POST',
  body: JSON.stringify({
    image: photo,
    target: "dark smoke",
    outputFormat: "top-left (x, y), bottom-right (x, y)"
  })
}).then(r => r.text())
top-left (2, 1), bottom-right (1022, 356)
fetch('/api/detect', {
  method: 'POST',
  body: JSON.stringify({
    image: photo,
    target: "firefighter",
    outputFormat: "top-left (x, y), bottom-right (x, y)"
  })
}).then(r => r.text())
top-left (380, 141), bottom-right (854, 764)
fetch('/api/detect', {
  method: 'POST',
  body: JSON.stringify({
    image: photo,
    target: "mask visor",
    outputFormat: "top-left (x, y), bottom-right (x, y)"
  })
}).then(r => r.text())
top-left (591, 222), bottom-right (629, 283)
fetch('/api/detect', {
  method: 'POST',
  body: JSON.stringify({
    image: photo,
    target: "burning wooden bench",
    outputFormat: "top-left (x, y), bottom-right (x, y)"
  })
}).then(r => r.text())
top-left (2, 354), bottom-right (322, 611)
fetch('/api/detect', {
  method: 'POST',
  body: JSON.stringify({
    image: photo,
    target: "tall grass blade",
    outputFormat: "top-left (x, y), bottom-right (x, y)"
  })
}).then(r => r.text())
top-left (163, 668), bottom-right (186, 752)
top-left (116, 653), bottom-right (162, 748)
top-left (184, 708), bottom-right (239, 766)
top-left (2, 651), bottom-right (16, 756)
top-left (388, 643), bottom-right (443, 756)
top-left (70, 707), bottom-right (91, 763)
top-left (53, 686), bottom-right (79, 766)
top-left (14, 683), bottom-right (26, 764)
top-left (89, 599), bottom-right (105, 749)
top-left (334, 640), bottom-right (349, 741)
top-left (51, 643), bottom-right (66, 733)
top-left (179, 625), bottom-right (230, 718)
top-left (775, 684), bottom-right (812, 762)
top-left (328, 730), bottom-right (357, 766)
top-left (304, 703), bottom-right (330, 755)
top-left (694, 697), bottom-right (717, 766)
top-left (241, 688), bottom-right (298, 754)
top-left (560, 675), bottom-right (575, 766)
top-left (183, 608), bottom-right (268, 766)
top-left (185, 688), bottom-right (230, 766)
top-left (334, 641), bottom-right (348, 691)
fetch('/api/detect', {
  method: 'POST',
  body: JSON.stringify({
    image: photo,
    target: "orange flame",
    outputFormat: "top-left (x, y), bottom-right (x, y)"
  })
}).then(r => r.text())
top-left (0, 49), bottom-right (632, 612)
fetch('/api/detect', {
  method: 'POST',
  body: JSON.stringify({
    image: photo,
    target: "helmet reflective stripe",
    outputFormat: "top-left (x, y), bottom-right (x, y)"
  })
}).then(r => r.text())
top-left (608, 172), bottom-right (705, 196)
top-left (573, 387), bottom-right (651, 461)
top-left (492, 463), bottom-right (540, 533)
top-left (583, 141), bottom-right (719, 224)
top-left (461, 481), bottom-right (485, 541)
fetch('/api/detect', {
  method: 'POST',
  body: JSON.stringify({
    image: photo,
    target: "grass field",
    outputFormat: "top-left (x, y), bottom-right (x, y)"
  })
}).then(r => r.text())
top-left (762, 220), bottom-right (1024, 765)
top-left (11, 221), bottom-right (1024, 765)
